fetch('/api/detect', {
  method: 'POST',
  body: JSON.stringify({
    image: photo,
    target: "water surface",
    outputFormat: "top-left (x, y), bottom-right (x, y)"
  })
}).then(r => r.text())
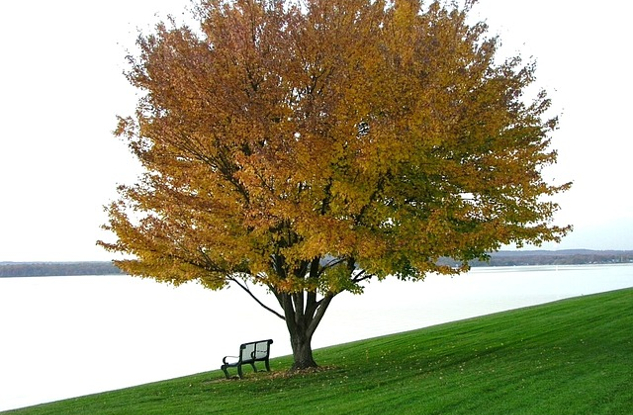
top-left (1, 264), bottom-right (632, 411)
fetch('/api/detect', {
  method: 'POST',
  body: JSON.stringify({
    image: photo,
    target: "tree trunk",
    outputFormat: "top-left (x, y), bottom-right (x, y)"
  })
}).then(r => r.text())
top-left (289, 329), bottom-right (317, 370)
top-left (277, 289), bottom-right (334, 371)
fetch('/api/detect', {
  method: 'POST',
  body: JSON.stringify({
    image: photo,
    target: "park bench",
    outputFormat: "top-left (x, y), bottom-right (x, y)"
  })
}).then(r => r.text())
top-left (221, 339), bottom-right (274, 379)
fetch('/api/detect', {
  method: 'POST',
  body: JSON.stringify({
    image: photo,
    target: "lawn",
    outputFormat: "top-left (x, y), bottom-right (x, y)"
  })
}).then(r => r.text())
top-left (5, 288), bottom-right (632, 415)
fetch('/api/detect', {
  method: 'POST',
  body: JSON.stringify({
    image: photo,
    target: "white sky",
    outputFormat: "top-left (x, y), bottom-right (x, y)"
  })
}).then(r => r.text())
top-left (0, 0), bottom-right (631, 262)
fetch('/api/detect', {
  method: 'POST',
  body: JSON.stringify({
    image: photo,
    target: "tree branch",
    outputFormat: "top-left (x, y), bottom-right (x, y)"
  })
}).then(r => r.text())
top-left (351, 269), bottom-right (374, 284)
top-left (228, 277), bottom-right (285, 320)
top-left (307, 293), bottom-right (335, 337)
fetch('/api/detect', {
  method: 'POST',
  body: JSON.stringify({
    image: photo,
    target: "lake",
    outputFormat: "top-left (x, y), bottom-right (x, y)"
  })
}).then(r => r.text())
top-left (1, 264), bottom-right (632, 411)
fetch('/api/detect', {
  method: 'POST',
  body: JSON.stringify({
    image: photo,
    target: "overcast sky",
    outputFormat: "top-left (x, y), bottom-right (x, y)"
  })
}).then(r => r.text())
top-left (1, 0), bottom-right (631, 262)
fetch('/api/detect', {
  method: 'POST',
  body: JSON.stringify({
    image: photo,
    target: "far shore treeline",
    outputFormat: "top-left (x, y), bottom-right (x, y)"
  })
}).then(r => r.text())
top-left (2, 250), bottom-right (633, 277)
top-left (0, 262), bottom-right (124, 278)
top-left (439, 249), bottom-right (633, 267)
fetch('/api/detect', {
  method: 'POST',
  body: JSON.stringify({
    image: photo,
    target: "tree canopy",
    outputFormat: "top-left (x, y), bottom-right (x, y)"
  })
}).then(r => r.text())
top-left (99, 0), bottom-right (571, 370)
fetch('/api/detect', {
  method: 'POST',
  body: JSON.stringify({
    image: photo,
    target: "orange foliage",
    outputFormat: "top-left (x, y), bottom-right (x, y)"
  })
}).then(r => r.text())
top-left (99, 0), bottom-right (570, 369)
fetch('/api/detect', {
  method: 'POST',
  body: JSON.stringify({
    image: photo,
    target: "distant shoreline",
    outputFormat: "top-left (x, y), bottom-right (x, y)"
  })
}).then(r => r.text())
top-left (2, 250), bottom-right (633, 277)
top-left (0, 262), bottom-right (123, 278)
top-left (444, 249), bottom-right (633, 268)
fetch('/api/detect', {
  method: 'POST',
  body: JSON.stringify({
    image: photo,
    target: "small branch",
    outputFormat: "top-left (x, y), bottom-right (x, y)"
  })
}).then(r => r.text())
top-left (351, 269), bottom-right (374, 284)
top-left (322, 257), bottom-right (347, 269)
top-left (228, 277), bottom-right (285, 320)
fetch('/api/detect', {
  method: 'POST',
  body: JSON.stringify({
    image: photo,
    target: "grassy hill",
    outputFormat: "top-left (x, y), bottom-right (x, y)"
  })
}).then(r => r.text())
top-left (5, 288), bottom-right (632, 414)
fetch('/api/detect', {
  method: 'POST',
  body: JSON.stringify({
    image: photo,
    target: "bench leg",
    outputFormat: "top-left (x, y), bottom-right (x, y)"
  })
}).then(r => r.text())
top-left (221, 365), bottom-right (230, 379)
top-left (264, 358), bottom-right (271, 372)
top-left (237, 364), bottom-right (244, 379)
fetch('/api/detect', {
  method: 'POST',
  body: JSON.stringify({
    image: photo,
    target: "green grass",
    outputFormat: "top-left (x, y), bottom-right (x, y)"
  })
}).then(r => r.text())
top-left (5, 288), bottom-right (632, 415)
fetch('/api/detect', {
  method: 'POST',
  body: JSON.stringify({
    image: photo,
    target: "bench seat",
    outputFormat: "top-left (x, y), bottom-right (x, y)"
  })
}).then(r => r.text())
top-left (221, 339), bottom-right (273, 379)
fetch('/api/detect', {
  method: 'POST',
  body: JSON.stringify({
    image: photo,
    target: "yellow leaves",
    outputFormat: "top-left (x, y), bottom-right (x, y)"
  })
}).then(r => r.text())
top-left (102, 0), bottom-right (569, 299)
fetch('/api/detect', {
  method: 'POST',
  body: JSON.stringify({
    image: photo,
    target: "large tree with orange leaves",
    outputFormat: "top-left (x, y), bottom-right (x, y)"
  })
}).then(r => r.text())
top-left (100, 0), bottom-right (570, 370)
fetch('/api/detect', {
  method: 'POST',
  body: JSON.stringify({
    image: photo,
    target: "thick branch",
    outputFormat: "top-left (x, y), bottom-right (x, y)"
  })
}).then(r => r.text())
top-left (293, 292), bottom-right (305, 324)
top-left (279, 292), bottom-right (298, 335)
top-left (307, 293), bottom-right (335, 337)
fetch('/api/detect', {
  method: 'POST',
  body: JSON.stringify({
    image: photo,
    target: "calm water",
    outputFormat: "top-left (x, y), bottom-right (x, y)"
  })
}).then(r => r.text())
top-left (1, 264), bottom-right (632, 411)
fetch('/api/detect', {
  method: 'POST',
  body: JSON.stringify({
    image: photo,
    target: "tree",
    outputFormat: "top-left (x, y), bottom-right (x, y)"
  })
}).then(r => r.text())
top-left (99, 0), bottom-right (571, 370)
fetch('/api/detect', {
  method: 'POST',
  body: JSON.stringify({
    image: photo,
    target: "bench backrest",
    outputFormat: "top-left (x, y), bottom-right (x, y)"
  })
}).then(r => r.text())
top-left (240, 339), bottom-right (273, 362)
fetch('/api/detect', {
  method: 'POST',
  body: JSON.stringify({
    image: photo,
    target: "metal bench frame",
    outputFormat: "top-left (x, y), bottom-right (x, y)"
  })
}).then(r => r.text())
top-left (221, 339), bottom-right (273, 379)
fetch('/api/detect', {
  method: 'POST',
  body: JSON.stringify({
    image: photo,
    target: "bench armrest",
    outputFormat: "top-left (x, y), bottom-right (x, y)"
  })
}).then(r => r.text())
top-left (222, 355), bottom-right (239, 365)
